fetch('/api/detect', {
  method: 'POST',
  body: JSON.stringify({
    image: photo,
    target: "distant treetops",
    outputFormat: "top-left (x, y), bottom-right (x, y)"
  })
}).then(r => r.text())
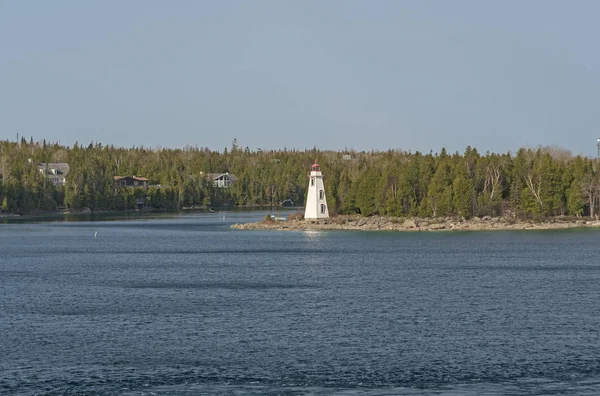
top-left (0, 139), bottom-right (597, 219)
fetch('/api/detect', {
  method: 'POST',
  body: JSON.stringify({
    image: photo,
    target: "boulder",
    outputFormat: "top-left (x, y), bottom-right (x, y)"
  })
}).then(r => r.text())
top-left (403, 219), bottom-right (417, 228)
top-left (429, 223), bottom-right (446, 230)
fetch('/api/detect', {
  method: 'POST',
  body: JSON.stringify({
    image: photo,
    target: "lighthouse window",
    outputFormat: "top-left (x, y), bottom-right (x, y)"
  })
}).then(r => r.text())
top-left (311, 178), bottom-right (314, 186)
top-left (320, 204), bottom-right (326, 214)
top-left (319, 190), bottom-right (324, 200)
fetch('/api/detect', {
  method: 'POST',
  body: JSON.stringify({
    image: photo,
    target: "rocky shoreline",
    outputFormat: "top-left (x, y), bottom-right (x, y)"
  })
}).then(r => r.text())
top-left (232, 215), bottom-right (600, 232)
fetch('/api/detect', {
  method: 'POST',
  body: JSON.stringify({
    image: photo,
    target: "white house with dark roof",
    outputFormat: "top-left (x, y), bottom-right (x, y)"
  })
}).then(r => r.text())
top-left (206, 172), bottom-right (237, 188)
top-left (37, 163), bottom-right (70, 186)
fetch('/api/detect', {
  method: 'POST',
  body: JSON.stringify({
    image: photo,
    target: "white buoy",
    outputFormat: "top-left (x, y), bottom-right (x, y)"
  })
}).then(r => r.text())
top-left (94, 231), bottom-right (98, 239)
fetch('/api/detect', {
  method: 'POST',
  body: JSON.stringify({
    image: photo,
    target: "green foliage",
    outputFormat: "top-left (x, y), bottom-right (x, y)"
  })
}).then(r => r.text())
top-left (427, 161), bottom-right (453, 217)
top-left (567, 179), bottom-right (585, 216)
top-left (1, 139), bottom-right (600, 220)
top-left (355, 166), bottom-right (380, 216)
top-left (263, 214), bottom-right (274, 223)
top-left (452, 173), bottom-right (473, 218)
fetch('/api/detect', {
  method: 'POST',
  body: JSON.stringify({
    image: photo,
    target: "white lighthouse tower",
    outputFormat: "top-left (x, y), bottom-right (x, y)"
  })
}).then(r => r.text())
top-left (304, 160), bottom-right (329, 220)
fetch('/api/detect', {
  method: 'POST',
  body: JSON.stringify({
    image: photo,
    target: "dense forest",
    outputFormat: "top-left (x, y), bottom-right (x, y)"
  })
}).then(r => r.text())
top-left (1, 138), bottom-right (600, 220)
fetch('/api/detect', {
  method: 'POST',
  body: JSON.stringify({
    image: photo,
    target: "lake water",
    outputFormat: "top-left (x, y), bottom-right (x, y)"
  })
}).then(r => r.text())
top-left (2, 211), bottom-right (600, 395)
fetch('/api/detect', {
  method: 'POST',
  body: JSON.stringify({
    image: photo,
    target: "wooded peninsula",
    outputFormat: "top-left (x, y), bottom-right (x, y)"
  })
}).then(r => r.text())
top-left (1, 138), bottom-right (600, 223)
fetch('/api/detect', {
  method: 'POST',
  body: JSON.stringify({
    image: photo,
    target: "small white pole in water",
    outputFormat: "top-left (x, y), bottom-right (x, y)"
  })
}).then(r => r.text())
top-left (94, 231), bottom-right (98, 239)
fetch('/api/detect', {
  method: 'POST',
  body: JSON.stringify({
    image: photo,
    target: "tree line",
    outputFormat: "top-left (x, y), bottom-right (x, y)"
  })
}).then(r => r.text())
top-left (1, 138), bottom-right (600, 219)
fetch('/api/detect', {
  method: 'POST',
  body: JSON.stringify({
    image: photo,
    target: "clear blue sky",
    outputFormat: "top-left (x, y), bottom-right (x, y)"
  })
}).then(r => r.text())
top-left (2, 1), bottom-right (600, 155)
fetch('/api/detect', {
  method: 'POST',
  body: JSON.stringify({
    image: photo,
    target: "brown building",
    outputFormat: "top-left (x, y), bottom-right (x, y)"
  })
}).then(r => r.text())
top-left (114, 176), bottom-right (150, 188)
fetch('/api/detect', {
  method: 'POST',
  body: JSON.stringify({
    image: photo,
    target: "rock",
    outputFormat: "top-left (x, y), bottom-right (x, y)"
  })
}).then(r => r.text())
top-left (403, 219), bottom-right (416, 228)
top-left (472, 216), bottom-right (481, 222)
top-left (429, 223), bottom-right (446, 230)
top-left (232, 215), bottom-right (595, 233)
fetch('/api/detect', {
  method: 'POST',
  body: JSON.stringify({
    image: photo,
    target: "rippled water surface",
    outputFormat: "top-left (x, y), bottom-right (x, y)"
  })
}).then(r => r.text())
top-left (2, 211), bottom-right (600, 395)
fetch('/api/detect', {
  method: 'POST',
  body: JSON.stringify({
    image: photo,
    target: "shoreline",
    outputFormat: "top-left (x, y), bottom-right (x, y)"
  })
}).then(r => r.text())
top-left (0, 207), bottom-right (93, 220)
top-left (0, 205), bottom-right (297, 221)
top-left (231, 215), bottom-right (600, 232)
top-left (1, 202), bottom-right (301, 216)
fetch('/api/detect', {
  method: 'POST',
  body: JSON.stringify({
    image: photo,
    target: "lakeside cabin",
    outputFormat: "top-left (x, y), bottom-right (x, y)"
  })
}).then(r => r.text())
top-left (206, 172), bottom-right (237, 188)
top-left (114, 176), bottom-right (150, 189)
top-left (37, 162), bottom-right (70, 186)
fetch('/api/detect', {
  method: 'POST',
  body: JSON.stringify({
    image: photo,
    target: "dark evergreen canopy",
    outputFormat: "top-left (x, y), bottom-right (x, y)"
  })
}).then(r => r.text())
top-left (0, 139), bottom-right (596, 219)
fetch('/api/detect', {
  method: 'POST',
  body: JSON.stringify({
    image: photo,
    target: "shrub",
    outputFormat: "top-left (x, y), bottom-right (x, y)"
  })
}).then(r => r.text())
top-left (288, 212), bottom-right (304, 221)
top-left (263, 214), bottom-right (274, 223)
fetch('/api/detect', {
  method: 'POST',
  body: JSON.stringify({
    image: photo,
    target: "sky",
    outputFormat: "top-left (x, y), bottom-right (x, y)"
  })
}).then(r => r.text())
top-left (1, 1), bottom-right (600, 155)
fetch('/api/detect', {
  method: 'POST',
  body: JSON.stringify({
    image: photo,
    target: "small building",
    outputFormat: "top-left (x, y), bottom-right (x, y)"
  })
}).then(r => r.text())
top-left (114, 176), bottom-right (149, 188)
top-left (38, 163), bottom-right (70, 186)
top-left (280, 199), bottom-right (295, 207)
top-left (207, 172), bottom-right (237, 188)
top-left (342, 154), bottom-right (352, 160)
top-left (304, 161), bottom-right (329, 219)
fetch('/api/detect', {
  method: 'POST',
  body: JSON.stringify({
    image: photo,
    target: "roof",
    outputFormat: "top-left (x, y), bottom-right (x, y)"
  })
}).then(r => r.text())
top-left (114, 176), bottom-right (149, 181)
top-left (207, 172), bottom-right (237, 182)
top-left (37, 162), bottom-right (70, 174)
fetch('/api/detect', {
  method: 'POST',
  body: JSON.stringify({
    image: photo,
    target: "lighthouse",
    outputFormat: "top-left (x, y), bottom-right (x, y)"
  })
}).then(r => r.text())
top-left (304, 161), bottom-right (329, 220)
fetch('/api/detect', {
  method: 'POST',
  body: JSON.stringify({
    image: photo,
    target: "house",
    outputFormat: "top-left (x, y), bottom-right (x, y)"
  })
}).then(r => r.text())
top-left (114, 175), bottom-right (150, 188)
top-left (37, 163), bottom-right (70, 186)
top-left (206, 172), bottom-right (237, 188)
top-left (280, 199), bottom-right (295, 207)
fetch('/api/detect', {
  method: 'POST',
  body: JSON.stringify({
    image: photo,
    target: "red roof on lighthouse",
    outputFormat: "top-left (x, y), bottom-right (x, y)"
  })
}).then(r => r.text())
top-left (312, 161), bottom-right (320, 169)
